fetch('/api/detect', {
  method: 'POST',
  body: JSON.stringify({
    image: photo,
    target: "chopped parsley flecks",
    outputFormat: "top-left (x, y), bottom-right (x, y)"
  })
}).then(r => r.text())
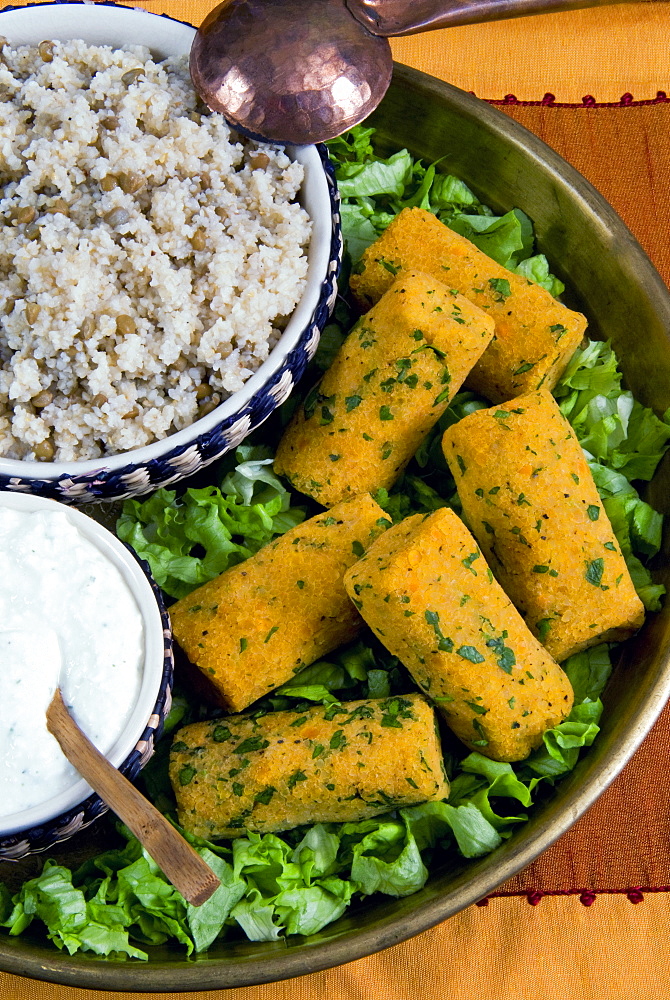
top-left (378, 256), bottom-right (400, 275)
top-left (424, 609), bottom-right (454, 653)
top-left (585, 558), bottom-right (605, 587)
top-left (486, 634), bottom-right (516, 674)
top-left (178, 765), bottom-right (196, 786)
top-left (287, 770), bottom-right (308, 790)
top-left (462, 551), bottom-right (480, 575)
top-left (235, 736), bottom-right (270, 755)
top-left (488, 277), bottom-right (512, 302)
top-left (212, 725), bottom-right (233, 743)
top-left (471, 720), bottom-right (489, 746)
top-left (457, 645), bottom-right (485, 664)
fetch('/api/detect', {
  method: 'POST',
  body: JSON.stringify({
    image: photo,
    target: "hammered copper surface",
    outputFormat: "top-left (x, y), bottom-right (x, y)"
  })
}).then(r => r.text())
top-left (191, 0), bottom-right (641, 143)
top-left (1, 66), bottom-right (669, 993)
top-left (190, 0), bottom-right (392, 143)
top-left (347, 0), bottom-right (638, 34)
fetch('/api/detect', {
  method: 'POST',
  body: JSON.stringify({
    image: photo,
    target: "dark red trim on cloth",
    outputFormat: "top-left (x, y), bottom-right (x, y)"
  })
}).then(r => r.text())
top-left (474, 886), bottom-right (670, 906)
top-left (488, 91), bottom-right (669, 108)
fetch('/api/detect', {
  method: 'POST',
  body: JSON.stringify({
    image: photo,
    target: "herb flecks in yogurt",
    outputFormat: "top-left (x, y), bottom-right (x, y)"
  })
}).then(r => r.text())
top-left (0, 507), bottom-right (144, 820)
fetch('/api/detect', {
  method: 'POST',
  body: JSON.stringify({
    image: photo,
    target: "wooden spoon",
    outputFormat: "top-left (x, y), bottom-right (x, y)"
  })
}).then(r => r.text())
top-left (46, 688), bottom-right (220, 907)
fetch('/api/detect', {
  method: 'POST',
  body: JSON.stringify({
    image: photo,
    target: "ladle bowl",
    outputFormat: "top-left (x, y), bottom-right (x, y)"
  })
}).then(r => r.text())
top-left (191, 0), bottom-right (638, 143)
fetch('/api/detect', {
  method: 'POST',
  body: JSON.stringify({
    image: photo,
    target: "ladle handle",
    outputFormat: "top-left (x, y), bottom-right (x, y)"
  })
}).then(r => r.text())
top-left (46, 688), bottom-right (220, 907)
top-left (347, 0), bottom-right (649, 35)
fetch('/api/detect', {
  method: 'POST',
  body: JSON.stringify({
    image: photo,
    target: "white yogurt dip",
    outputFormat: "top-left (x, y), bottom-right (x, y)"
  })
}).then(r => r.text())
top-left (0, 506), bottom-right (144, 817)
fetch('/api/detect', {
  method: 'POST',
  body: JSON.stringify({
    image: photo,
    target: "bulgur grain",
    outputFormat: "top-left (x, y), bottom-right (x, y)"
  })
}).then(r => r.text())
top-left (0, 39), bottom-right (311, 462)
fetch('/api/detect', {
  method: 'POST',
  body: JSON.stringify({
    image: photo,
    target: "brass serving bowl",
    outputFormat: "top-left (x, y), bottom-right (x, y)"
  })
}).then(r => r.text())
top-left (1, 63), bottom-right (669, 992)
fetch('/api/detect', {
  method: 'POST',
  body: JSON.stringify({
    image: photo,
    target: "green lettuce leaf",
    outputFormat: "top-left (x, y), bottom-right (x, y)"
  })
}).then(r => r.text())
top-left (521, 701), bottom-right (602, 780)
top-left (348, 817), bottom-right (428, 896)
top-left (274, 879), bottom-right (354, 936)
top-left (563, 643), bottom-right (612, 704)
top-left (553, 340), bottom-right (668, 609)
top-left (429, 173), bottom-right (480, 209)
top-left (185, 849), bottom-right (245, 953)
top-left (513, 253), bottom-right (565, 296)
top-left (554, 340), bottom-right (670, 482)
top-left (335, 149), bottom-right (414, 200)
top-left (446, 209), bottom-right (534, 270)
top-left (117, 445), bottom-right (306, 599)
top-left (1, 860), bottom-right (148, 959)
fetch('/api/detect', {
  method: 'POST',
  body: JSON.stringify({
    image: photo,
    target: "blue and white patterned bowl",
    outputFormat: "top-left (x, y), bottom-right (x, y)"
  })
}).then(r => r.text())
top-left (0, 2), bottom-right (342, 505)
top-left (0, 491), bottom-right (173, 860)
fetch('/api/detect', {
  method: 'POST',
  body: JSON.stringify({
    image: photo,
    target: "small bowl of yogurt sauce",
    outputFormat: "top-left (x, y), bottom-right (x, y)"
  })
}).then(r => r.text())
top-left (0, 492), bottom-right (172, 859)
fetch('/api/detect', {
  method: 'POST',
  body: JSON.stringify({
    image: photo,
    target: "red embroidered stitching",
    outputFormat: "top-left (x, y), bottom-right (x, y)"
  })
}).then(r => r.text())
top-left (488, 91), bottom-right (670, 109)
top-left (480, 885), bottom-right (670, 903)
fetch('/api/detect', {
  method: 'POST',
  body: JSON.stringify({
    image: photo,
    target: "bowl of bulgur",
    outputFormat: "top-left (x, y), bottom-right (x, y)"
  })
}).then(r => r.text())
top-left (0, 2), bottom-right (340, 503)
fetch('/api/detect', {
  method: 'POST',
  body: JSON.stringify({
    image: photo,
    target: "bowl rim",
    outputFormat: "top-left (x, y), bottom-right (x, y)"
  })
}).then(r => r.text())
top-left (1, 45), bottom-right (670, 996)
top-left (0, 1), bottom-right (336, 481)
top-left (0, 490), bottom-right (167, 838)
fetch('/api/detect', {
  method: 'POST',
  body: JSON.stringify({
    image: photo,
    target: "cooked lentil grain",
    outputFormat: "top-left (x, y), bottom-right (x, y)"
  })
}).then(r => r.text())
top-left (0, 40), bottom-right (311, 461)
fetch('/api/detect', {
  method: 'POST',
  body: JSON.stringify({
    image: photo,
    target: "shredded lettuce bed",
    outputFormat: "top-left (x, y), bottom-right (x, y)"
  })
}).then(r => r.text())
top-left (2, 126), bottom-right (668, 960)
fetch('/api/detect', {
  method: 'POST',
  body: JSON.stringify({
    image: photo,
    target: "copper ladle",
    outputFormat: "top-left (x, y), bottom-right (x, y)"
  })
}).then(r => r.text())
top-left (190, 0), bottom-right (638, 145)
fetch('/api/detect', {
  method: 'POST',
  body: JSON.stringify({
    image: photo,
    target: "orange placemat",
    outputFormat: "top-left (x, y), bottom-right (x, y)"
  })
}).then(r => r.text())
top-left (1, 3), bottom-right (670, 998)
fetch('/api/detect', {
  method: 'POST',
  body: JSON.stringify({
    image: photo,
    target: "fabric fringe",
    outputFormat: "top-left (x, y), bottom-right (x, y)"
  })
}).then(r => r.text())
top-left (474, 886), bottom-right (670, 907)
top-left (489, 92), bottom-right (669, 108)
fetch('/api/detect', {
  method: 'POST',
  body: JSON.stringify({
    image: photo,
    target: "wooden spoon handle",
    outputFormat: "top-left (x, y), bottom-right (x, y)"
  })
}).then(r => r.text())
top-left (46, 688), bottom-right (219, 907)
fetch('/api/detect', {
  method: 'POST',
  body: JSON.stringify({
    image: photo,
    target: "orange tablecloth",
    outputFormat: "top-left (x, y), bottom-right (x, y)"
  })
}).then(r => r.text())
top-left (2, 2), bottom-right (670, 997)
